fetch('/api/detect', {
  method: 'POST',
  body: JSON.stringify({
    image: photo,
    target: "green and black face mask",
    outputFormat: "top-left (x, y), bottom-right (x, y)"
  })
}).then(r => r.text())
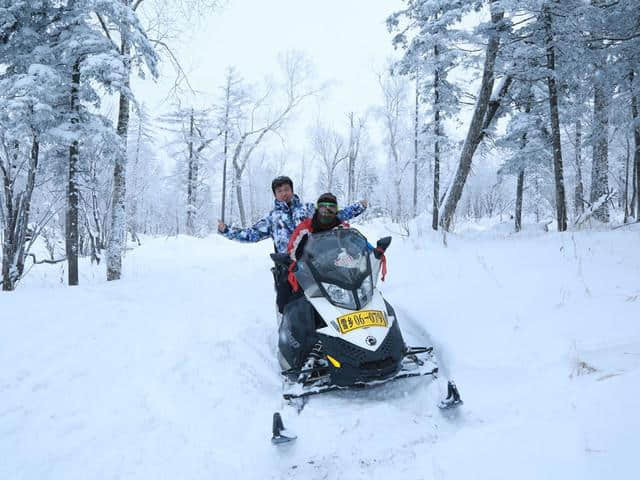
top-left (317, 202), bottom-right (338, 226)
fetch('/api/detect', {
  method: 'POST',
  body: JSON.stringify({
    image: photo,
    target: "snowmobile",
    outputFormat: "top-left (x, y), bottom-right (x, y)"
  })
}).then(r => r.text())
top-left (270, 227), bottom-right (462, 444)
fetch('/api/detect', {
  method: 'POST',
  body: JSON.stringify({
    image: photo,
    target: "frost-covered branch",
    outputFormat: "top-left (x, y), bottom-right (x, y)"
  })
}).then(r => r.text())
top-left (574, 191), bottom-right (617, 227)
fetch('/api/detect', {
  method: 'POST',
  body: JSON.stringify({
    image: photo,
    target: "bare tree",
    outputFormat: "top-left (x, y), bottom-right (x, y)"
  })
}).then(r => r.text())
top-left (346, 113), bottom-right (365, 205)
top-left (214, 67), bottom-right (247, 224)
top-left (186, 109), bottom-right (214, 235)
top-left (229, 52), bottom-right (319, 226)
top-left (127, 103), bottom-right (155, 243)
top-left (159, 105), bottom-right (214, 235)
top-left (298, 154), bottom-right (307, 200)
top-left (310, 122), bottom-right (348, 193)
top-left (377, 69), bottom-right (412, 221)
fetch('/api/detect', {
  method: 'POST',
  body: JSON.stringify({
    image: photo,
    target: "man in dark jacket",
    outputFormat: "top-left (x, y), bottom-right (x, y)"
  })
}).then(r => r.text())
top-left (275, 192), bottom-right (352, 313)
top-left (287, 192), bottom-right (346, 262)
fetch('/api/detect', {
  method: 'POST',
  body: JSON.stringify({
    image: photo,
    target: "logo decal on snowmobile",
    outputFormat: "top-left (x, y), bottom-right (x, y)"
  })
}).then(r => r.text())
top-left (365, 335), bottom-right (377, 346)
top-left (334, 248), bottom-right (358, 268)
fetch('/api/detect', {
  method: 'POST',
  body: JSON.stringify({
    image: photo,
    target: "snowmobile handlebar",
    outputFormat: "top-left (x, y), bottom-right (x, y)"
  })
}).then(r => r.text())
top-left (270, 252), bottom-right (292, 267)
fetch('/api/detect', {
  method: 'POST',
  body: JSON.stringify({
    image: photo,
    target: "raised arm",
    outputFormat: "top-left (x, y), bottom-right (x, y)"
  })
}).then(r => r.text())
top-left (219, 214), bottom-right (272, 243)
top-left (337, 200), bottom-right (367, 222)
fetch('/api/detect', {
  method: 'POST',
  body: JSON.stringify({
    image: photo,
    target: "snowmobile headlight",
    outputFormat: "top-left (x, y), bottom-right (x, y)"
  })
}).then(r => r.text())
top-left (322, 282), bottom-right (357, 309)
top-left (356, 275), bottom-right (373, 306)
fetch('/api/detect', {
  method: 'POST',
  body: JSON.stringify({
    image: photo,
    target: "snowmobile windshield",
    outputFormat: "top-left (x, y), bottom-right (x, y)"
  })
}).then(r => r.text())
top-left (295, 228), bottom-right (374, 310)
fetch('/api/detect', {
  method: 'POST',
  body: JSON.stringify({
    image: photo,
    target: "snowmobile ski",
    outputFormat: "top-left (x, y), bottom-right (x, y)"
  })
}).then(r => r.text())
top-left (271, 412), bottom-right (297, 445)
top-left (438, 380), bottom-right (463, 410)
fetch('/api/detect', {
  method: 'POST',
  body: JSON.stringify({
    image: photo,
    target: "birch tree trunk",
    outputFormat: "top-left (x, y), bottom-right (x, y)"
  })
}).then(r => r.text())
top-left (230, 134), bottom-right (250, 227)
top-left (347, 113), bottom-right (358, 205)
top-left (220, 129), bottom-right (229, 223)
top-left (220, 71), bottom-right (232, 223)
top-left (186, 109), bottom-right (196, 235)
top-left (235, 170), bottom-right (247, 227)
top-left (299, 155), bottom-right (306, 200)
top-left (390, 139), bottom-right (403, 221)
top-left (590, 75), bottom-right (609, 222)
top-left (631, 158), bottom-right (638, 219)
top-left (395, 179), bottom-right (403, 221)
top-left (228, 173), bottom-right (237, 225)
top-left (515, 100), bottom-right (532, 233)
top-left (544, 3), bottom-right (568, 231)
top-left (413, 77), bottom-right (419, 218)
top-left (432, 44), bottom-right (441, 231)
top-left (128, 110), bottom-right (143, 245)
top-left (624, 136), bottom-right (631, 223)
top-left (66, 59), bottom-right (80, 286)
top-left (1, 138), bottom-right (39, 291)
top-left (91, 163), bottom-right (105, 252)
top-left (439, 3), bottom-right (504, 231)
top-left (631, 73), bottom-right (640, 220)
top-left (515, 169), bottom-right (525, 232)
top-left (574, 120), bottom-right (585, 217)
top-left (107, 14), bottom-right (131, 281)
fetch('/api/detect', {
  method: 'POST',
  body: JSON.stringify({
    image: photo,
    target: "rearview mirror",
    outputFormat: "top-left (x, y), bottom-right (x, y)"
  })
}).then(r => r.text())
top-left (374, 236), bottom-right (392, 258)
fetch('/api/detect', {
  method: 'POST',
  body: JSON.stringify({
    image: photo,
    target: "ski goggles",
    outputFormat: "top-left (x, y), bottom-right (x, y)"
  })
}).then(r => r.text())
top-left (317, 202), bottom-right (338, 214)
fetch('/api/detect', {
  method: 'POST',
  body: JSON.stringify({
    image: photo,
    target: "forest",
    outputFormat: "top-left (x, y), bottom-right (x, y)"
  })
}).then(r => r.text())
top-left (1, 0), bottom-right (639, 291)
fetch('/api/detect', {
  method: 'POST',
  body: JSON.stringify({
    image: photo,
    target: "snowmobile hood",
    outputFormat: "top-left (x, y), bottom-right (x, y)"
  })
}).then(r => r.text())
top-left (299, 228), bottom-right (371, 289)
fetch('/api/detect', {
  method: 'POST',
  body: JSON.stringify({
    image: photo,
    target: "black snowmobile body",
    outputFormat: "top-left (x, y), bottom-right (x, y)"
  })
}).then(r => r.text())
top-left (278, 296), bottom-right (408, 387)
top-left (273, 228), bottom-right (439, 399)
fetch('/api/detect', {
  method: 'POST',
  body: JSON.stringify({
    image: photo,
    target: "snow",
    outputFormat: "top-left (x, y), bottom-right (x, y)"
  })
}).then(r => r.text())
top-left (1, 222), bottom-right (639, 479)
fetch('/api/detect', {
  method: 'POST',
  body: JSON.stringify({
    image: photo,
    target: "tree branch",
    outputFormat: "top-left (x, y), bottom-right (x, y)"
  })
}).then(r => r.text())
top-left (95, 12), bottom-right (115, 47)
top-left (150, 39), bottom-right (196, 95)
top-left (26, 253), bottom-right (66, 265)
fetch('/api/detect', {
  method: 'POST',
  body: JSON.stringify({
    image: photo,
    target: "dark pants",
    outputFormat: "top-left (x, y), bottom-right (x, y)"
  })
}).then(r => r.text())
top-left (273, 264), bottom-right (301, 313)
top-left (278, 296), bottom-right (319, 368)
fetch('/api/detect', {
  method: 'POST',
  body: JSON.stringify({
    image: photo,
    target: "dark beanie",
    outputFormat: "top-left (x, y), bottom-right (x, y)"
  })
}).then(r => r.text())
top-left (317, 192), bottom-right (337, 205)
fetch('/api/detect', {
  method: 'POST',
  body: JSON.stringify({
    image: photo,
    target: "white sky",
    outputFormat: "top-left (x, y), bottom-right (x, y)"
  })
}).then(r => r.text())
top-left (134, 0), bottom-right (404, 140)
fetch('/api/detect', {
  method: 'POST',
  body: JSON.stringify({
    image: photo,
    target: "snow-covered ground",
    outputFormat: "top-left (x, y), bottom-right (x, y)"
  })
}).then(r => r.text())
top-left (2, 220), bottom-right (639, 479)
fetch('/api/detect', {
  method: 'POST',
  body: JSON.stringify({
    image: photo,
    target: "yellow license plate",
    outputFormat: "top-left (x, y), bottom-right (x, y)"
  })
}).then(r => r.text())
top-left (336, 310), bottom-right (387, 334)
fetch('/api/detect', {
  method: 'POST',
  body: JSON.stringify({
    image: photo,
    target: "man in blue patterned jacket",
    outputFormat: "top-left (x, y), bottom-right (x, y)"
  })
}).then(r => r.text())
top-left (217, 176), bottom-right (367, 253)
top-left (218, 176), bottom-right (367, 313)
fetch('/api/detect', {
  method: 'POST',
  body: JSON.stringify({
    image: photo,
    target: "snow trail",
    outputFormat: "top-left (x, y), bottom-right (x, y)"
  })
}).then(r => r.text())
top-left (1, 225), bottom-right (639, 479)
